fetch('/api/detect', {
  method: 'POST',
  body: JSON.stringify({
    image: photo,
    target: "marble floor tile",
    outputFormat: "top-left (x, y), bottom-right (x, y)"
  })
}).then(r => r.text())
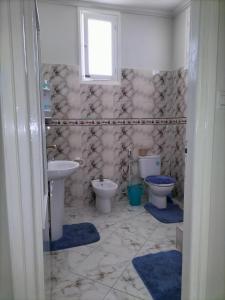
top-left (51, 272), bottom-right (110, 300)
top-left (113, 263), bottom-right (151, 300)
top-left (44, 253), bottom-right (53, 299)
top-left (111, 204), bottom-right (146, 221)
top-left (91, 215), bottom-right (123, 235)
top-left (47, 202), bottom-right (179, 300)
top-left (51, 242), bottom-right (95, 256)
top-left (64, 207), bottom-right (97, 225)
top-left (104, 288), bottom-right (143, 300)
top-left (49, 248), bottom-right (94, 281)
top-left (114, 216), bottom-right (159, 242)
top-left (101, 229), bottom-right (146, 259)
top-left (145, 222), bottom-right (178, 244)
top-left (75, 246), bottom-right (130, 287)
top-left (137, 239), bottom-right (176, 256)
top-left (64, 202), bottom-right (145, 228)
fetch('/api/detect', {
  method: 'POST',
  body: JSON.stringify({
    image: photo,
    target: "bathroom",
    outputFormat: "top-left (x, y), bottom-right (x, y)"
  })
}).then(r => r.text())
top-left (39, 0), bottom-right (189, 299)
top-left (2, 0), bottom-right (225, 300)
top-left (0, 0), bottom-right (225, 300)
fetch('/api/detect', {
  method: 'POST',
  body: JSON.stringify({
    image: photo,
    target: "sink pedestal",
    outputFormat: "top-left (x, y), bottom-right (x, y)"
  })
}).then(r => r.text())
top-left (47, 160), bottom-right (80, 242)
top-left (50, 179), bottom-right (65, 241)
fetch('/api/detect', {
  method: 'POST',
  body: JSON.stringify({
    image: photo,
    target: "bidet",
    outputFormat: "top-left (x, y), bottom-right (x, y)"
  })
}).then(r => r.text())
top-left (92, 179), bottom-right (118, 213)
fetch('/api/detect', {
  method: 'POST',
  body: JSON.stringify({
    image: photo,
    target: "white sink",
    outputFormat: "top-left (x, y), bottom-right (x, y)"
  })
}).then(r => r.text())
top-left (47, 160), bottom-right (80, 241)
top-left (48, 160), bottom-right (79, 180)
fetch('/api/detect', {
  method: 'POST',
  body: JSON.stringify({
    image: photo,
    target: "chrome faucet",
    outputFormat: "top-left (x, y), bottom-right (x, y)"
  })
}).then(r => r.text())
top-left (47, 144), bottom-right (57, 150)
top-left (99, 174), bottom-right (104, 182)
top-left (47, 145), bottom-right (58, 161)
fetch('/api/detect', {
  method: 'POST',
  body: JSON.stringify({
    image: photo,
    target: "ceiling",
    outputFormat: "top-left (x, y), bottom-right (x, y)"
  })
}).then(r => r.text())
top-left (79, 0), bottom-right (187, 12)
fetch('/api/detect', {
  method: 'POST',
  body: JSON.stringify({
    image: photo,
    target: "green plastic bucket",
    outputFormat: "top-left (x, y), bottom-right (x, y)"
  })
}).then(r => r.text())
top-left (127, 184), bottom-right (144, 206)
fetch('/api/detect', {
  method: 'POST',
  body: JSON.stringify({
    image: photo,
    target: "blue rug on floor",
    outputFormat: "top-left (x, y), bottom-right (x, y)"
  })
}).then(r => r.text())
top-left (132, 250), bottom-right (182, 300)
top-left (45, 223), bottom-right (100, 251)
top-left (144, 201), bottom-right (183, 223)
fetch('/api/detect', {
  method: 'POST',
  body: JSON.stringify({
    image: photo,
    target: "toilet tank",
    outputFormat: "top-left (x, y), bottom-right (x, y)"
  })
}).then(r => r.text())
top-left (138, 155), bottom-right (161, 179)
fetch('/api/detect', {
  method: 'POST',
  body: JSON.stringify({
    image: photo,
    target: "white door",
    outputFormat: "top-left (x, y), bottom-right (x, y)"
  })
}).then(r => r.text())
top-left (182, 1), bottom-right (225, 299)
top-left (0, 0), bottom-right (46, 299)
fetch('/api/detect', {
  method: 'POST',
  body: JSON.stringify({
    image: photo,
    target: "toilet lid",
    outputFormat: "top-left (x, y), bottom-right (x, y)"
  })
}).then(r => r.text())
top-left (145, 175), bottom-right (176, 185)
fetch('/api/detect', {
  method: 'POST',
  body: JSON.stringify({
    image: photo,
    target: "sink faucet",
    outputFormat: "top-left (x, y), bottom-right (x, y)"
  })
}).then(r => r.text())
top-left (99, 174), bottom-right (104, 182)
top-left (47, 144), bottom-right (57, 150)
top-left (47, 145), bottom-right (58, 161)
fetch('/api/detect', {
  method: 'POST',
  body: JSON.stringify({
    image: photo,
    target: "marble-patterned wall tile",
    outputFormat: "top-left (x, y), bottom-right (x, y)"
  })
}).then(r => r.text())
top-left (113, 70), bottom-right (134, 118)
top-left (42, 64), bottom-right (188, 121)
top-left (46, 126), bottom-right (82, 160)
top-left (170, 125), bottom-right (186, 200)
top-left (160, 125), bottom-right (175, 176)
top-left (172, 68), bottom-right (188, 118)
top-left (46, 126), bottom-right (83, 207)
top-left (128, 69), bottom-right (155, 118)
top-left (101, 127), bottom-right (115, 179)
top-left (81, 126), bottom-right (104, 203)
top-left (131, 125), bottom-right (154, 183)
top-left (151, 73), bottom-right (168, 118)
top-left (113, 125), bottom-right (134, 201)
top-left (44, 64), bottom-right (188, 206)
top-left (42, 64), bottom-right (80, 119)
top-left (80, 85), bottom-right (114, 119)
top-left (132, 125), bottom-right (154, 154)
top-left (46, 123), bottom-right (186, 207)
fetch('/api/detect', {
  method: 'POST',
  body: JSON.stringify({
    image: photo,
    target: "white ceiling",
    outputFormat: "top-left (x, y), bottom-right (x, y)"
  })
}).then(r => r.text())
top-left (79, 0), bottom-right (187, 12)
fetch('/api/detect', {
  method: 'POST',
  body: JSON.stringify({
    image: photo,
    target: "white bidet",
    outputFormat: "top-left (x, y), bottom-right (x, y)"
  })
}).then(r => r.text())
top-left (92, 179), bottom-right (118, 213)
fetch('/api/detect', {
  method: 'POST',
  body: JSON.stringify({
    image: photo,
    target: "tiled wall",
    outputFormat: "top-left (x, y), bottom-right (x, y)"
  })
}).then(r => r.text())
top-left (43, 65), bottom-right (187, 207)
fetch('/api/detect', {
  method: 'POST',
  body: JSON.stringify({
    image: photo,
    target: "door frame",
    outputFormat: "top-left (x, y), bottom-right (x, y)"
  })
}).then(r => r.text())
top-left (0, 0), bottom-right (222, 299)
top-left (0, 0), bottom-right (45, 299)
top-left (182, 1), bottom-right (220, 300)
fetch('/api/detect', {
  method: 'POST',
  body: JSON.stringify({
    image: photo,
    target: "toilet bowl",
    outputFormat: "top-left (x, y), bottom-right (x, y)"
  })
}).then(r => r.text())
top-left (138, 155), bottom-right (176, 209)
top-left (145, 175), bottom-right (176, 209)
top-left (92, 179), bottom-right (118, 213)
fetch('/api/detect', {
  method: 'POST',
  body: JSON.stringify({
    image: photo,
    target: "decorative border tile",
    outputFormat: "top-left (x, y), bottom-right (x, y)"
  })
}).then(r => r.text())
top-left (46, 117), bottom-right (187, 127)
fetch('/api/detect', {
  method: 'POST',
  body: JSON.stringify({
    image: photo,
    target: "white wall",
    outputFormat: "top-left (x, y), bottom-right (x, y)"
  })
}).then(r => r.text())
top-left (38, 2), bottom-right (78, 65)
top-left (121, 13), bottom-right (173, 70)
top-left (173, 7), bottom-right (190, 69)
top-left (38, 2), bottom-right (173, 70)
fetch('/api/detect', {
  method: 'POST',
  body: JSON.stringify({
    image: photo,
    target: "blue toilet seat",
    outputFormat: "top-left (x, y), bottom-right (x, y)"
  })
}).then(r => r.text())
top-left (145, 175), bottom-right (176, 186)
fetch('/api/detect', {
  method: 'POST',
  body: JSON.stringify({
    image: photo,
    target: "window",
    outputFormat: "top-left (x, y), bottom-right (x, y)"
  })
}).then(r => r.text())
top-left (79, 8), bottom-right (121, 84)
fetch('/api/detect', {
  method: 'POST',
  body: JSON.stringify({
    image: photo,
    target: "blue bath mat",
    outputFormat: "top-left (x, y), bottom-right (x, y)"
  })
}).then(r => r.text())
top-left (132, 250), bottom-right (182, 300)
top-left (144, 202), bottom-right (183, 223)
top-left (45, 223), bottom-right (100, 251)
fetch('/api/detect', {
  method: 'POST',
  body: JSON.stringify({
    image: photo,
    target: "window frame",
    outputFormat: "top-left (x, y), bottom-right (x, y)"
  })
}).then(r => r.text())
top-left (78, 8), bottom-right (121, 85)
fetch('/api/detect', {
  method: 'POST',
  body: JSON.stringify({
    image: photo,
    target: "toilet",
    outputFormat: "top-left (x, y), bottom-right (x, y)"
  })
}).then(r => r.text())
top-left (138, 155), bottom-right (176, 209)
top-left (92, 179), bottom-right (118, 213)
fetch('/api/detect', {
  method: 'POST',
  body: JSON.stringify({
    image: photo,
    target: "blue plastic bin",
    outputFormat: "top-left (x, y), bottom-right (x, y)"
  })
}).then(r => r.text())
top-left (127, 184), bottom-right (144, 206)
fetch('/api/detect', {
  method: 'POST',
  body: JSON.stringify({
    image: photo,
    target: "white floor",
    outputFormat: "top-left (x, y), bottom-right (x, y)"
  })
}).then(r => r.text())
top-left (45, 202), bottom-right (181, 300)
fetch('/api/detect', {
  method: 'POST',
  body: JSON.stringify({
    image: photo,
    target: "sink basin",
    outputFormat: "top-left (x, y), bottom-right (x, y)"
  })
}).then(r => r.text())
top-left (48, 160), bottom-right (79, 180)
top-left (46, 160), bottom-right (80, 241)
